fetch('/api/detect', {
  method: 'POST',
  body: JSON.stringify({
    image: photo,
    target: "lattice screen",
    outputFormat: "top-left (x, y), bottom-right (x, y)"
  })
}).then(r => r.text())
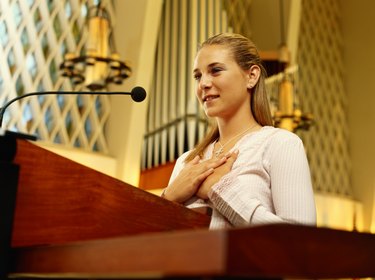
top-left (0, 0), bottom-right (115, 153)
top-left (296, 0), bottom-right (351, 196)
top-left (223, 0), bottom-right (253, 40)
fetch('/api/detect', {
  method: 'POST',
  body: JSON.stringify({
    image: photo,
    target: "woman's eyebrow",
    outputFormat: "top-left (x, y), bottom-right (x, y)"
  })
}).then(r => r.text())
top-left (193, 62), bottom-right (224, 73)
top-left (208, 62), bottom-right (222, 67)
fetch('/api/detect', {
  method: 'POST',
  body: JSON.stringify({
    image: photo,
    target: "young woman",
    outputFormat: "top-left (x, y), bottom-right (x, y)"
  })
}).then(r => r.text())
top-left (162, 33), bottom-right (316, 229)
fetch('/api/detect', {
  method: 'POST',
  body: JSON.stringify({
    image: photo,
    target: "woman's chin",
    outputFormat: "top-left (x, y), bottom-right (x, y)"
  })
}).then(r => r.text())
top-left (204, 109), bottom-right (217, 118)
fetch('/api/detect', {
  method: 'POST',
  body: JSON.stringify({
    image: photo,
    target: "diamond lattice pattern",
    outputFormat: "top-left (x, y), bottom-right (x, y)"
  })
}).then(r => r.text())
top-left (0, 0), bottom-right (115, 153)
top-left (296, 0), bottom-right (351, 196)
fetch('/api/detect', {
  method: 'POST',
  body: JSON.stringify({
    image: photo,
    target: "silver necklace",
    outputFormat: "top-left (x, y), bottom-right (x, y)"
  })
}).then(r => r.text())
top-left (214, 124), bottom-right (258, 157)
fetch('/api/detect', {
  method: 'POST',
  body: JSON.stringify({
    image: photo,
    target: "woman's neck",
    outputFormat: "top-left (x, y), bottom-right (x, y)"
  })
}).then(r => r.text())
top-left (216, 114), bottom-right (259, 143)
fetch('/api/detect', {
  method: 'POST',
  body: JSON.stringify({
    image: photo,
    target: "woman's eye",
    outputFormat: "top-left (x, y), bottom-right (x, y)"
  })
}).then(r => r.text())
top-left (194, 74), bottom-right (201, 80)
top-left (211, 67), bottom-right (222, 74)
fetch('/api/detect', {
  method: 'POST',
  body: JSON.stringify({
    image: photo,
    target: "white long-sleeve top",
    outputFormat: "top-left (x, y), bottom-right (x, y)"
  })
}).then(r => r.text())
top-left (167, 126), bottom-right (316, 229)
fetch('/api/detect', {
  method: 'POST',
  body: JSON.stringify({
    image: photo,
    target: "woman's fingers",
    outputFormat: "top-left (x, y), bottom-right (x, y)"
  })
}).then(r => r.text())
top-left (163, 150), bottom-right (239, 203)
top-left (224, 149), bottom-right (239, 167)
top-left (163, 157), bottom-right (220, 203)
top-left (195, 167), bottom-right (215, 182)
top-left (224, 149), bottom-right (239, 159)
top-left (196, 149), bottom-right (240, 200)
top-left (185, 155), bottom-right (201, 168)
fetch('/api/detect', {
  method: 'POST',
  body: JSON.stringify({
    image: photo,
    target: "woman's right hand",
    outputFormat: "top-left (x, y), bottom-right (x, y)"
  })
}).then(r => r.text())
top-left (163, 155), bottom-right (228, 203)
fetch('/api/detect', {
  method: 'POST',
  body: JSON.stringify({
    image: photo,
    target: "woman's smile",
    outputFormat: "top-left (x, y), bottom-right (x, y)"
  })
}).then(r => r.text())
top-left (203, 93), bottom-right (220, 104)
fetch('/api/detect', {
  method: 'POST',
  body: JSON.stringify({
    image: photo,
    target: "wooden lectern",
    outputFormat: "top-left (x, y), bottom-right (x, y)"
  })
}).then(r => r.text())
top-left (1, 134), bottom-right (375, 279)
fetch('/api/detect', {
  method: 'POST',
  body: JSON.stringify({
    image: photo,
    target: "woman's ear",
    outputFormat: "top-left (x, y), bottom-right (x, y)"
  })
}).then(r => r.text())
top-left (247, 65), bottom-right (261, 89)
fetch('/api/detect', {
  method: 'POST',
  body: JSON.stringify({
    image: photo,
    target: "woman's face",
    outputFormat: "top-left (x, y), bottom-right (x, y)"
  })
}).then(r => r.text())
top-left (193, 44), bottom-right (253, 119)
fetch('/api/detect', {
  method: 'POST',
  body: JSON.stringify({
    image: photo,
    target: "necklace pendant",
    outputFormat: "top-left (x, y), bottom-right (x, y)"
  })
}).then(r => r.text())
top-left (215, 147), bottom-right (223, 157)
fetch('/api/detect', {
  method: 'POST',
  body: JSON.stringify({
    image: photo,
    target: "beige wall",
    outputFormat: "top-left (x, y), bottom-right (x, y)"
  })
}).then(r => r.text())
top-left (107, 0), bottom-right (163, 186)
top-left (342, 0), bottom-right (375, 231)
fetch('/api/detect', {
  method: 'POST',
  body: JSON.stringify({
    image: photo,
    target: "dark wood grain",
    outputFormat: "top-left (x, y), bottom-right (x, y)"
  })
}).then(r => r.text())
top-left (10, 224), bottom-right (375, 279)
top-left (11, 139), bottom-right (210, 248)
top-left (11, 229), bottom-right (226, 278)
top-left (226, 224), bottom-right (375, 278)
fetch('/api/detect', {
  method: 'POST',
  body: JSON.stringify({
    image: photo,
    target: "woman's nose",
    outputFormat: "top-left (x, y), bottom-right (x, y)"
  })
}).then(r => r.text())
top-left (199, 75), bottom-right (212, 90)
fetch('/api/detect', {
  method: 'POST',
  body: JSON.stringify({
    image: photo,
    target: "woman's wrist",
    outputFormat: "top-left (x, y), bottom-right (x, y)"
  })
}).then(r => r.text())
top-left (161, 188), bottom-right (177, 202)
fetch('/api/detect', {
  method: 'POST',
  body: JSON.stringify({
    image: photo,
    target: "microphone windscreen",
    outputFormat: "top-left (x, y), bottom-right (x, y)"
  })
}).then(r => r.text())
top-left (131, 87), bottom-right (147, 102)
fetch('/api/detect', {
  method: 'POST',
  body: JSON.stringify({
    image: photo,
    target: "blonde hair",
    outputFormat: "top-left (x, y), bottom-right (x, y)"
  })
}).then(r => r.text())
top-left (185, 33), bottom-right (274, 162)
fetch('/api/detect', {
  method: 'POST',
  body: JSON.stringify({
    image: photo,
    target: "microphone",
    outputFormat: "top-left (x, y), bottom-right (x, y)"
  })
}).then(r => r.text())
top-left (129, 86), bottom-right (147, 102)
top-left (0, 86), bottom-right (147, 128)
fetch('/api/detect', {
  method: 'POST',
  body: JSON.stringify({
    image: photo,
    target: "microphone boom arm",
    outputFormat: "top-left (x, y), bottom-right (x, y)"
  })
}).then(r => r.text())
top-left (0, 88), bottom-right (146, 128)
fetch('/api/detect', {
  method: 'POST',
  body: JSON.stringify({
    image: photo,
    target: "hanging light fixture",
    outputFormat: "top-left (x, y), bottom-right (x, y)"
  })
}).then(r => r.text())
top-left (273, 0), bottom-right (313, 132)
top-left (60, 2), bottom-right (131, 91)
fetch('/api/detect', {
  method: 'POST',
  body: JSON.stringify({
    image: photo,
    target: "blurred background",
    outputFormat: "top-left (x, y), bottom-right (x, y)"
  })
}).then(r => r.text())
top-left (0, 0), bottom-right (374, 232)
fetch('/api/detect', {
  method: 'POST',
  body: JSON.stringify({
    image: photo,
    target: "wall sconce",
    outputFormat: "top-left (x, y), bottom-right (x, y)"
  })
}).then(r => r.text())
top-left (60, 3), bottom-right (131, 91)
top-left (274, 72), bottom-right (314, 131)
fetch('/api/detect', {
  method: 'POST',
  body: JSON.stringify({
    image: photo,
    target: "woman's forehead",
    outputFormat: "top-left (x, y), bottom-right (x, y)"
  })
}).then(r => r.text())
top-left (194, 45), bottom-right (233, 68)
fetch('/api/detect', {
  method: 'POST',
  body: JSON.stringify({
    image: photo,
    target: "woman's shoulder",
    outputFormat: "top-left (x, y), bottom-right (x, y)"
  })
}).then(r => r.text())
top-left (236, 126), bottom-right (302, 156)
top-left (257, 126), bottom-right (306, 161)
top-left (258, 126), bottom-right (303, 144)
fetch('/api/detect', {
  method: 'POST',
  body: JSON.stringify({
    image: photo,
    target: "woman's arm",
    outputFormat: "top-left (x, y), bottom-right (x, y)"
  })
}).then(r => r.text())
top-left (266, 134), bottom-right (316, 225)
top-left (206, 132), bottom-right (316, 226)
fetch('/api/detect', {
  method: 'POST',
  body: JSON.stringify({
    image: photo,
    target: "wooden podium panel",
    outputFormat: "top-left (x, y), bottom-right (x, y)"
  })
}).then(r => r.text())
top-left (10, 224), bottom-right (375, 279)
top-left (3, 135), bottom-right (375, 279)
top-left (8, 138), bottom-right (209, 248)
